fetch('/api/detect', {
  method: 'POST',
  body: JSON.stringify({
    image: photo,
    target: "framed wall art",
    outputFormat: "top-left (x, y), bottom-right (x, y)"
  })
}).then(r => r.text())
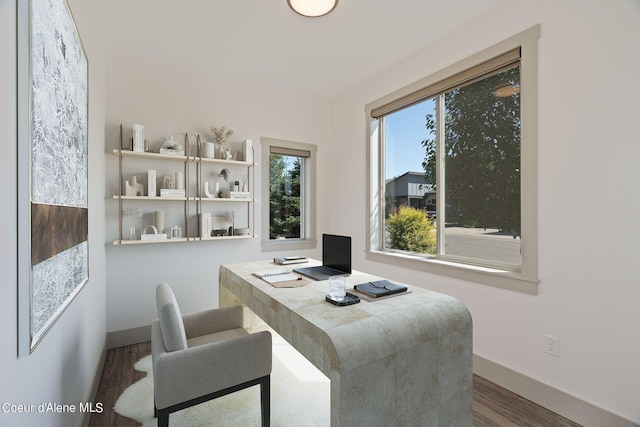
top-left (17, 0), bottom-right (89, 355)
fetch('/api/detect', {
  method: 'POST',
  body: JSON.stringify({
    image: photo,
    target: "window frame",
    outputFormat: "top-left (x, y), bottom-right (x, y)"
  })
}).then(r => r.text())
top-left (261, 137), bottom-right (317, 252)
top-left (365, 25), bottom-right (540, 294)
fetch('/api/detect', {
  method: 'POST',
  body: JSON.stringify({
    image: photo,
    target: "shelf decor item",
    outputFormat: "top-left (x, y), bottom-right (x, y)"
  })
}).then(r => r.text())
top-left (202, 142), bottom-right (215, 158)
top-left (148, 170), bottom-right (156, 198)
top-left (159, 136), bottom-right (184, 156)
top-left (154, 211), bottom-right (165, 233)
top-left (204, 181), bottom-right (221, 199)
top-left (133, 124), bottom-right (145, 152)
top-left (170, 225), bottom-right (182, 239)
top-left (123, 206), bottom-right (142, 240)
top-left (141, 225), bottom-right (167, 241)
top-left (125, 176), bottom-right (144, 196)
top-left (210, 125), bottom-right (234, 159)
top-left (243, 139), bottom-right (253, 163)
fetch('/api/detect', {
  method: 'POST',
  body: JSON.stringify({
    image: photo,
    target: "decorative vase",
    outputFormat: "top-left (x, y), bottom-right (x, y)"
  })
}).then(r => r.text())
top-left (154, 211), bottom-right (164, 233)
top-left (204, 181), bottom-right (220, 199)
top-left (202, 142), bottom-right (215, 158)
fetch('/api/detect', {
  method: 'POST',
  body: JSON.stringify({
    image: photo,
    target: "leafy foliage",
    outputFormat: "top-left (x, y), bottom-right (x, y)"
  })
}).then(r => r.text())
top-left (421, 66), bottom-right (521, 237)
top-left (386, 206), bottom-right (436, 253)
top-left (269, 154), bottom-right (301, 239)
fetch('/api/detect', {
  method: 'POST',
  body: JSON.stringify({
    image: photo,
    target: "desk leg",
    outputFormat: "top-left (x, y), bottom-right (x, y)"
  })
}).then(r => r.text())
top-left (328, 328), bottom-right (472, 426)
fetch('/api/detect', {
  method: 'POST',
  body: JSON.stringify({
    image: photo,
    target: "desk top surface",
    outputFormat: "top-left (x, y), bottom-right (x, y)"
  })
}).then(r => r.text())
top-left (220, 259), bottom-right (470, 373)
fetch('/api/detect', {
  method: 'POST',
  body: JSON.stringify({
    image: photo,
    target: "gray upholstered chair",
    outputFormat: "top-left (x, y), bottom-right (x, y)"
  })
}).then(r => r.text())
top-left (151, 283), bottom-right (272, 427)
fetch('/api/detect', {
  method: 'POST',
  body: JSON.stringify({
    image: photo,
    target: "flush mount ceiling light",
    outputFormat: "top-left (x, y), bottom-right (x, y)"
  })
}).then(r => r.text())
top-left (287, 0), bottom-right (338, 17)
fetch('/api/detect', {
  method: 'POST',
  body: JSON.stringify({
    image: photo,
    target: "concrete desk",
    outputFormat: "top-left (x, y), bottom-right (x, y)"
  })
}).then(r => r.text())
top-left (219, 260), bottom-right (472, 426)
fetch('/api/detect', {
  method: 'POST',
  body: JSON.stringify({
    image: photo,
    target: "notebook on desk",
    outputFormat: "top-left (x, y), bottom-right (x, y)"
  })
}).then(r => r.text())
top-left (294, 234), bottom-right (351, 281)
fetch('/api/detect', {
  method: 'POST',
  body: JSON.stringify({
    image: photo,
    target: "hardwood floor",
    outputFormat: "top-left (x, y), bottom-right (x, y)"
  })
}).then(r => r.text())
top-left (89, 342), bottom-right (581, 427)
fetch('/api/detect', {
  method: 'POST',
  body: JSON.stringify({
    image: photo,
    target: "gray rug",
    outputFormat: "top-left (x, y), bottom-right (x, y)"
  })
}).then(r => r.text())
top-left (115, 336), bottom-right (330, 426)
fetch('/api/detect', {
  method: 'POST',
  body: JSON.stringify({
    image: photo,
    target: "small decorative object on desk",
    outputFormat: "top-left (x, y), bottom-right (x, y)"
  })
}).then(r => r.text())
top-left (253, 269), bottom-right (308, 288)
top-left (274, 256), bottom-right (308, 265)
top-left (328, 275), bottom-right (347, 302)
top-left (354, 280), bottom-right (408, 298)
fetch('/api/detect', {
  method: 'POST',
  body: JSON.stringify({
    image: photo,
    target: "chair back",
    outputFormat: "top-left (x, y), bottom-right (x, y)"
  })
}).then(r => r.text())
top-left (156, 283), bottom-right (188, 352)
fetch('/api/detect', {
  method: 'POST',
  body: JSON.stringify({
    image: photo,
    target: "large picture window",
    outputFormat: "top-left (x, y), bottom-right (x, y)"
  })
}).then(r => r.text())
top-left (366, 26), bottom-right (540, 293)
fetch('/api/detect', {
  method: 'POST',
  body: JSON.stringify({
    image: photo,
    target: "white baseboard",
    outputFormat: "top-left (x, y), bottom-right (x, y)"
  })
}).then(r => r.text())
top-left (473, 354), bottom-right (638, 427)
top-left (105, 325), bottom-right (151, 349)
top-left (79, 341), bottom-right (107, 427)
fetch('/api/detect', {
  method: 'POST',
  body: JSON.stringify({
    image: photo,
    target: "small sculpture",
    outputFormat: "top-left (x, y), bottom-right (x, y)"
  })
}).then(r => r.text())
top-left (125, 176), bottom-right (144, 196)
top-left (204, 181), bottom-right (221, 198)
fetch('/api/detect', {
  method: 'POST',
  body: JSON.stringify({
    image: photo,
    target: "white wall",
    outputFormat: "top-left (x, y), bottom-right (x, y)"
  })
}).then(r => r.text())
top-left (104, 51), bottom-right (330, 334)
top-left (328, 0), bottom-right (640, 424)
top-left (0, 0), bottom-right (107, 426)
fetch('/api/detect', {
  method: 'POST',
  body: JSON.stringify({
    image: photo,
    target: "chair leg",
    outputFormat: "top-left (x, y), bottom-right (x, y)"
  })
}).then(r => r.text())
top-left (261, 375), bottom-right (270, 427)
top-left (157, 408), bottom-right (169, 427)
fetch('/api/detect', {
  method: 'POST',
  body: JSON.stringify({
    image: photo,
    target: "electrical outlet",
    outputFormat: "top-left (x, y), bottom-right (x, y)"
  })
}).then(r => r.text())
top-left (544, 335), bottom-right (559, 357)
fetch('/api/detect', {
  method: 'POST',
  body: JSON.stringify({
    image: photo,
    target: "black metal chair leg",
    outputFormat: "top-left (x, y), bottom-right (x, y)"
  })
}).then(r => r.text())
top-left (261, 375), bottom-right (270, 427)
top-left (157, 408), bottom-right (169, 427)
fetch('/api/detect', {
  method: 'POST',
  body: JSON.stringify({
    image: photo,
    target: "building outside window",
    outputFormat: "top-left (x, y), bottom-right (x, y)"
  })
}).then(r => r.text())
top-left (366, 26), bottom-right (540, 293)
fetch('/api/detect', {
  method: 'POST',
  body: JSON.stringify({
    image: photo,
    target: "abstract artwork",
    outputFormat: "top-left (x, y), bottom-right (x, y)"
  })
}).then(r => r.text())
top-left (18, 0), bottom-right (88, 354)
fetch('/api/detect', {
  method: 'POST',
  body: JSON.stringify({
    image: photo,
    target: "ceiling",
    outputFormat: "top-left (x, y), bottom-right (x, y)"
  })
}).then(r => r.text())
top-left (93, 0), bottom-right (505, 100)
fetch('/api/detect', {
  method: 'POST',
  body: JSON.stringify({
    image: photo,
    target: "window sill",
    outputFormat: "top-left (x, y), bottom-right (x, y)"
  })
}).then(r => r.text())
top-left (365, 250), bottom-right (539, 295)
top-left (261, 238), bottom-right (317, 253)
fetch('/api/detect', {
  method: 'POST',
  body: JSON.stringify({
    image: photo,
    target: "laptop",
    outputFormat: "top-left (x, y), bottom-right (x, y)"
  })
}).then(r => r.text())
top-left (294, 234), bottom-right (351, 281)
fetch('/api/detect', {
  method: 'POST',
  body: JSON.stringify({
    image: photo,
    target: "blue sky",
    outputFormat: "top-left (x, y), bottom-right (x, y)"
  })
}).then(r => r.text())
top-left (384, 98), bottom-right (435, 180)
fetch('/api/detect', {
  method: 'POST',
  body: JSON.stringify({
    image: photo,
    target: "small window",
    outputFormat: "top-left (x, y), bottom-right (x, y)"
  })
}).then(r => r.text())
top-left (261, 137), bottom-right (317, 251)
top-left (366, 26), bottom-right (540, 293)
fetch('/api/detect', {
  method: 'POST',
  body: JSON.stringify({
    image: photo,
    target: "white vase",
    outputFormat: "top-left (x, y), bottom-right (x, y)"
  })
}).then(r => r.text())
top-left (202, 142), bottom-right (215, 158)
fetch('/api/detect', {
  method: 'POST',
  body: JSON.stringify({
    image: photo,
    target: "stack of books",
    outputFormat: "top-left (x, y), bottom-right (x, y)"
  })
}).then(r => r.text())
top-left (273, 256), bottom-right (308, 265)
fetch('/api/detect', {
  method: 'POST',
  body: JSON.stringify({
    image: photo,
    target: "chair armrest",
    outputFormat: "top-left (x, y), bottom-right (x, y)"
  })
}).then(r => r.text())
top-left (182, 305), bottom-right (244, 339)
top-left (154, 330), bottom-right (271, 409)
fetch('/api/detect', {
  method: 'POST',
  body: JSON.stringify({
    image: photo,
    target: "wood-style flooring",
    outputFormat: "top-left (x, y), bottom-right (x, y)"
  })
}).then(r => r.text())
top-left (89, 342), bottom-right (581, 427)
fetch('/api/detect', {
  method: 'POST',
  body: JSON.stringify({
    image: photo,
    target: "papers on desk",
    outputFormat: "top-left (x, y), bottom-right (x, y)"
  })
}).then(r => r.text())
top-left (253, 269), bottom-right (308, 288)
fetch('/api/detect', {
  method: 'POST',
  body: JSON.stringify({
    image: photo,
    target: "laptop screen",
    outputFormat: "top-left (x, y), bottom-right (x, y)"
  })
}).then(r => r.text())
top-left (322, 234), bottom-right (351, 274)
